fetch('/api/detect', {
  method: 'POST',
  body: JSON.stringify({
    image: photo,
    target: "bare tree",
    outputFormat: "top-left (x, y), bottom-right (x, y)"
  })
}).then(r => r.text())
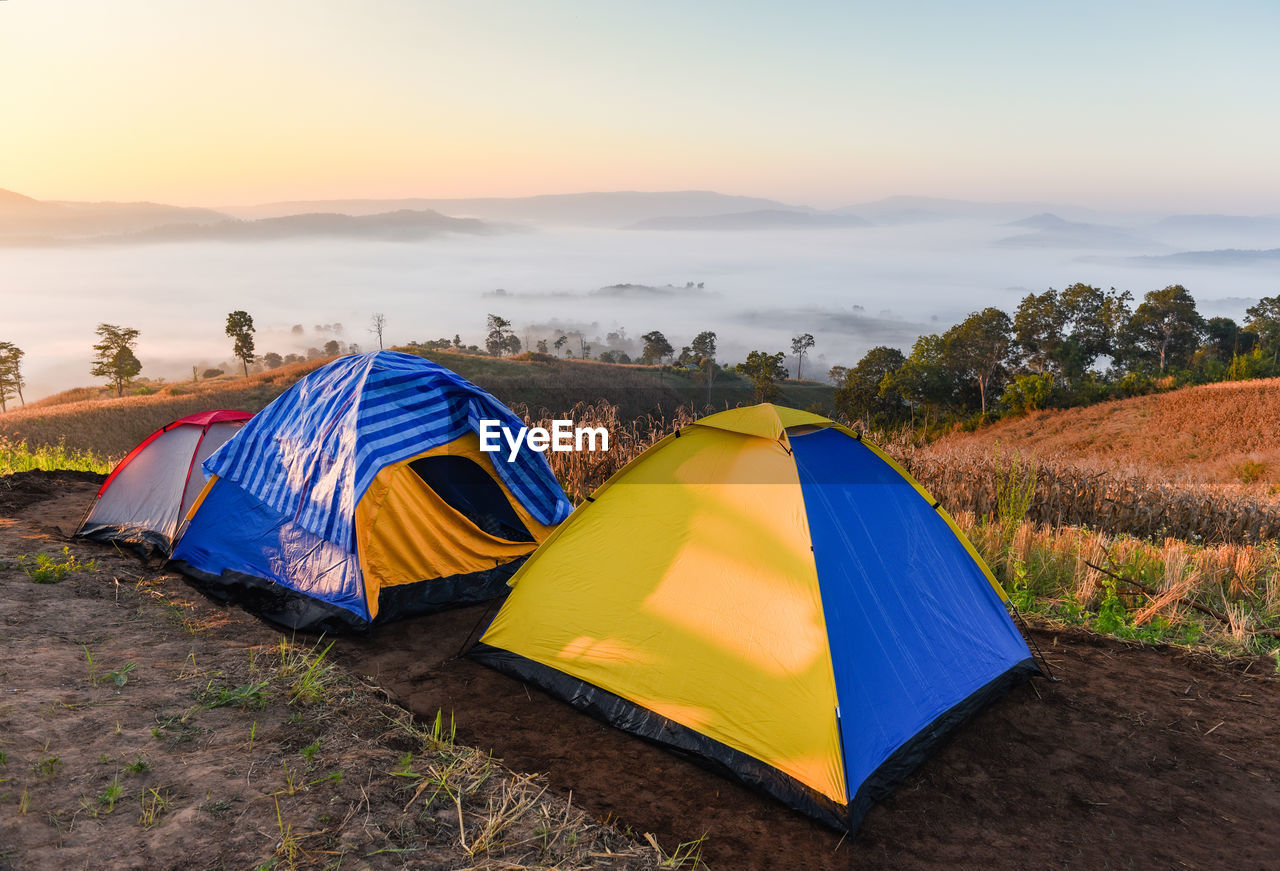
top-left (370, 312), bottom-right (386, 350)
top-left (791, 333), bottom-right (815, 380)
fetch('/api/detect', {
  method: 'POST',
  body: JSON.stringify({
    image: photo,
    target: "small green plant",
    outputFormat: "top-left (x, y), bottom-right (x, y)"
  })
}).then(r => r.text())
top-left (1094, 578), bottom-right (1128, 635)
top-left (18, 788), bottom-right (29, 814)
top-left (124, 756), bottom-right (150, 775)
top-left (34, 754), bottom-right (62, 779)
top-left (200, 797), bottom-right (234, 818)
top-left (248, 720), bottom-right (258, 752)
top-left (18, 547), bottom-right (97, 583)
top-left (299, 739), bottom-right (320, 763)
top-left (199, 680), bottom-right (270, 710)
top-left (138, 787), bottom-right (171, 829)
top-left (391, 752), bottom-right (416, 778)
top-left (84, 646), bottom-right (99, 684)
top-left (106, 663), bottom-right (137, 688)
top-left (1238, 459), bottom-right (1268, 485)
top-left (97, 777), bottom-right (125, 813)
top-left (278, 637), bottom-right (337, 705)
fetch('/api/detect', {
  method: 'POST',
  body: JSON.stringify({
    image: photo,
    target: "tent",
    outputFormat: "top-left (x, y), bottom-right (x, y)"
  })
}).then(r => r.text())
top-left (171, 351), bottom-right (572, 632)
top-left (76, 410), bottom-right (252, 555)
top-left (472, 403), bottom-right (1040, 832)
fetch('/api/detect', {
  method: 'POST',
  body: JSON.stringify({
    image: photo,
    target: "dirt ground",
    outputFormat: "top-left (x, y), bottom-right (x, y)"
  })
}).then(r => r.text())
top-left (6, 473), bottom-right (1280, 869)
top-left (0, 473), bottom-right (658, 871)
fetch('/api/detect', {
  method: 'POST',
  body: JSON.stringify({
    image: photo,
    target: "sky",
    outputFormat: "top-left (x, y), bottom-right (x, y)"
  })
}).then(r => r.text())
top-left (2, 0), bottom-right (1279, 211)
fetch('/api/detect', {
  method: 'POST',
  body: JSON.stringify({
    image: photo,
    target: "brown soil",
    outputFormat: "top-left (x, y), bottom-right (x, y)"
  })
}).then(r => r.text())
top-left (346, 608), bottom-right (1280, 871)
top-left (0, 474), bottom-right (656, 871)
top-left (6, 474), bottom-right (1280, 870)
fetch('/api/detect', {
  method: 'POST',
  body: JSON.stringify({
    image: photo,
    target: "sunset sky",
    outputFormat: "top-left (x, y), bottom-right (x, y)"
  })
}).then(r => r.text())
top-left (2, 0), bottom-right (1278, 210)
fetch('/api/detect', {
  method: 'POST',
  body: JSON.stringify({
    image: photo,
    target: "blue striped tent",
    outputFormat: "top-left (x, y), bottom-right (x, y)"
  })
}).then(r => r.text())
top-left (172, 351), bottom-right (571, 631)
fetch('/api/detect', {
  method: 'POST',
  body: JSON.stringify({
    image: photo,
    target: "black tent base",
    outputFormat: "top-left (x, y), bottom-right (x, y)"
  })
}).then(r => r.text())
top-left (471, 643), bottom-right (1041, 834)
top-left (76, 523), bottom-right (173, 561)
top-left (171, 558), bottom-right (524, 634)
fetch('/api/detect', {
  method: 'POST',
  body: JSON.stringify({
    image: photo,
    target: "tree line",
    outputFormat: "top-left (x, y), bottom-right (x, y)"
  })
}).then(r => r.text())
top-left (829, 284), bottom-right (1280, 430)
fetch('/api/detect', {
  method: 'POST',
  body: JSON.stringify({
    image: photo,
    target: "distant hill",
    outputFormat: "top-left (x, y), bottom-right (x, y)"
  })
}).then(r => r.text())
top-left (1133, 248), bottom-right (1280, 266)
top-left (1153, 214), bottom-right (1280, 234)
top-left (0, 350), bottom-right (834, 458)
top-left (220, 190), bottom-right (810, 228)
top-left (929, 377), bottom-right (1280, 492)
top-left (995, 213), bottom-right (1162, 250)
top-left (0, 188), bottom-right (229, 240)
top-left (0, 206), bottom-right (504, 247)
top-left (834, 195), bottom-right (1090, 225)
top-left (628, 209), bottom-right (871, 231)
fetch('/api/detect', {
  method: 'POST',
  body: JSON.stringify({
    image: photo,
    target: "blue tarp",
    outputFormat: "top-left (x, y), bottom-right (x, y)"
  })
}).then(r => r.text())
top-left (202, 351), bottom-right (572, 553)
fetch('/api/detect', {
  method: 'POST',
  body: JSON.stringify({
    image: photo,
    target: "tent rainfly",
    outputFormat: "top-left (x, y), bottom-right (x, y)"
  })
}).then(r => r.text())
top-left (76, 410), bottom-right (252, 555)
top-left (472, 403), bottom-right (1040, 832)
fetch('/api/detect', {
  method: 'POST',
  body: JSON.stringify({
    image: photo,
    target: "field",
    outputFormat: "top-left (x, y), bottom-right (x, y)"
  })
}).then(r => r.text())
top-left (934, 377), bottom-right (1280, 493)
top-left (4, 362), bottom-right (1280, 868)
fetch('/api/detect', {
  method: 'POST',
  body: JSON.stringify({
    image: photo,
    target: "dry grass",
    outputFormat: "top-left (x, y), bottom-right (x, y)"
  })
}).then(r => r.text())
top-left (959, 511), bottom-right (1280, 655)
top-left (935, 376), bottom-right (1280, 494)
top-left (898, 442), bottom-right (1280, 545)
top-left (0, 358), bottom-right (331, 459)
top-left (519, 400), bottom-right (701, 503)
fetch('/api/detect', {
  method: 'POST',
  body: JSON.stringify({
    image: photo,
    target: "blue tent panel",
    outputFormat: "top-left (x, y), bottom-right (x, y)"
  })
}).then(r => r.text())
top-left (789, 427), bottom-right (1035, 810)
top-left (174, 477), bottom-right (368, 622)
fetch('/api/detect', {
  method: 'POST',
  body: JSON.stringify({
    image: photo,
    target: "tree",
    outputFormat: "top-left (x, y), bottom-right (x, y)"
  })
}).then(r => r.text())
top-left (833, 346), bottom-right (907, 426)
top-left (369, 312), bottom-right (386, 350)
top-left (0, 342), bottom-right (25, 411)
top-left (1204, 317), bottom-right (1242, 361)
top-left (942, 308), bottom-right (1013, 417)
top-left (262, 352), bottom-right (284, 369)
top-left (485, 314), bottom-right (520, 357)
top-left (225, 311), bottom-right (256, 377)
top-left (1245, 295), bottom-right (1280, 365)
top-left (1059, 284), bottom-right (1131, 374)
top-left (553, 335), bottom-right (568, 356)
top-left (324, 339), bottom-right (341, 356)
top-left (1121, 285), bottom-right (1204, 372)
top-left (883, 334), bottom-right (958, 426)
top-left (690, 331), bottom-right (717, 361)
top-left (736, 351), bottom-right (788, 402)
top-left (91, 324), bottom-right (142, 397)
top-left (640, 331), bottom-right (674, 365)
top-left (1012, 289), bottom-right (1067, 375)
top-left (791, 333), bottom-right (815, 380)
top-left (536, 338), bottom-right (549, 354)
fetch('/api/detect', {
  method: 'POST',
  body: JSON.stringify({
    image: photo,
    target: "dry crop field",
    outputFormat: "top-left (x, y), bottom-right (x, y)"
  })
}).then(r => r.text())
top-left (933, 376), bottom-right (1280, 493)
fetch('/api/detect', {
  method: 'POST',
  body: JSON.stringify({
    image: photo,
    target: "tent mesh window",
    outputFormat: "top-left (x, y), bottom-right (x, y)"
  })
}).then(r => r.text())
top-left (408, 455), bottom-right (535, 543)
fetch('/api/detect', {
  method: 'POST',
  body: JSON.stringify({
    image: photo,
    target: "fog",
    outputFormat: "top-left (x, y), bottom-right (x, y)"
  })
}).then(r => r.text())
top-left (2, 217), bottom-right (1274, 401)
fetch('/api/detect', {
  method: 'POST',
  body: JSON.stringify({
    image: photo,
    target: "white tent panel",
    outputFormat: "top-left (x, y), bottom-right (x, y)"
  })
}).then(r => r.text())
top-left (179, 422), bottom-right (242, 519)
top-left (85, 426), bottom-right (204, 546)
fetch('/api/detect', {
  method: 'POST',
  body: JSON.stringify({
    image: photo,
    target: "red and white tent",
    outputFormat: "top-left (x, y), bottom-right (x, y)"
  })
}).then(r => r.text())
top-left (76, 410), bottom-right (252, 554)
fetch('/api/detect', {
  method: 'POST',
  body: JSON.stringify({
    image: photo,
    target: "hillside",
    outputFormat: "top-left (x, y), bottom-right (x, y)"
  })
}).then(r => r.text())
top-left (0, 351), bottom-right (834, 459)
top-left (930, 377), bottom-right (1280, 492)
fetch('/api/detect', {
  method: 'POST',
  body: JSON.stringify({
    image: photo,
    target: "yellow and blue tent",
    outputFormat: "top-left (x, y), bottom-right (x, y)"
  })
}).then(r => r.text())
top-left (171, 351), bottom-right (571, 632)
top-left (472, 403), bottom-right (1039, 831)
